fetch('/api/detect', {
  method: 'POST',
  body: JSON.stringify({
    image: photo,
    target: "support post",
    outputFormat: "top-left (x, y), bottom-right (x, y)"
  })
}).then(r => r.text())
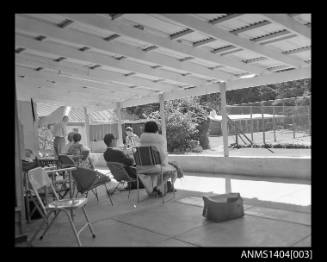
top-left (220, 82), bottom-right (229, 157)
top-left (250, 106), bottom-right (254, 143)
top-left (116, 102), bottom-right (123, 147)
top-left (308, 97), bottom-right (311, 135)
top-left (292, 98), bottom-right (296, 139)
top-left (83, 107), bottom-right (91, 149)
top-left (159, 93), bottom-right (167, 150)
top-left (261, 103), bottom-right (266, 144)
top-left (282, 100), bottom-right (286, 129)
top-left (273, 106), bottom-right (276, 142)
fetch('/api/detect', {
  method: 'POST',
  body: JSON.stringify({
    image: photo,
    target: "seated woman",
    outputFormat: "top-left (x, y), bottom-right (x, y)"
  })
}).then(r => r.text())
top-left (103, 133), bottom-right (144, 189)
top-left (139, 121), bottom-right (183, 195)
top-left (67, 133), bottom-right (95, 170)
top-left (62, 131), bottom-right (75, 154)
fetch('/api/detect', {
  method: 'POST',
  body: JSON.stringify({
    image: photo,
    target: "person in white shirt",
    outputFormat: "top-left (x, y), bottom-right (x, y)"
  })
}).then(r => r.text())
top-left (125, 126), bottom-right (140, 149)
top-left (52, 115), bottom-right (69, 156)
top-left (139, 121), bottom-right (182, 195)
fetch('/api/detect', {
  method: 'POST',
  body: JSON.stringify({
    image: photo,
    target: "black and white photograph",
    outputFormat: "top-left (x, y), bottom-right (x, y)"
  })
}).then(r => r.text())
top-left (14, 13), bottom-right (311, 251)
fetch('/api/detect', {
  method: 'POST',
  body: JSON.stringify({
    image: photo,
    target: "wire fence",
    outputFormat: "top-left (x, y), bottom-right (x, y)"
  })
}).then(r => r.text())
top-left (210, 105), bottom-right (311, 146)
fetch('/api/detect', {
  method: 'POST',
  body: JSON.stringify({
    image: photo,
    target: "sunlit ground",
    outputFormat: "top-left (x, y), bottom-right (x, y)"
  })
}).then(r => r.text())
top-left (173, 174), bottom-right (311, 207)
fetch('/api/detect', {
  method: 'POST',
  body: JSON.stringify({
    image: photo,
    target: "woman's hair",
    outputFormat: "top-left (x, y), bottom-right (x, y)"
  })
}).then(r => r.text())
top-left (67, 132), bottom-right (75, 142)
top-left (144, 121), bottom-right (159, 133)
top-left (72, 133), bottom-right (82, 143)
top-left (103, 133), bottom-right (116, 147)
top-left (125, 126), bottom-right (133, 132)
top-left (25, 148), bottom-right (33, 157)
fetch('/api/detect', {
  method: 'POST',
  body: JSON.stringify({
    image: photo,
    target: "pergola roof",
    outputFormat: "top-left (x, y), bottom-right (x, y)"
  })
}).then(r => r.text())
top-left (15, 13), bottom-right (311, 112)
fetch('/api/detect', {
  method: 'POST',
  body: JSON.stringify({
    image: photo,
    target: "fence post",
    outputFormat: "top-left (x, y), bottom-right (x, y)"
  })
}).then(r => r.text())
top-left (261, 103), bottom-right (265, 144)
top-left (250, 106), bottom-right (253, 143)
top-left (273, 106), bottom-right (276, 142)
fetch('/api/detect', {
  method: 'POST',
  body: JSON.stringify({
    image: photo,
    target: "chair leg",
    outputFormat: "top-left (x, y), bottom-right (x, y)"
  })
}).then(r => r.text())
top-left (137, 175), bottom-right (140, 203)
top-left (127, 182), bottom-right (131, 200)
top-left (81, 206), bottom-right (96, 238)
top-left (104, 184), bottom-right (114, 206)
top-left (92, 188), bottom-right (99, 202)
top-left (39, 210), bottom-right (61, 240)
top-left (28, 215), bottom-right (49, 245)
top-left (63, 209), bottom-right (82, 247)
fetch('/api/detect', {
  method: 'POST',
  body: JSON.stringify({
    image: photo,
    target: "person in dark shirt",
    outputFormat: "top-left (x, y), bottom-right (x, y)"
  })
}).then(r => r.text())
top-left (103, 133), bottom-right (144, 189)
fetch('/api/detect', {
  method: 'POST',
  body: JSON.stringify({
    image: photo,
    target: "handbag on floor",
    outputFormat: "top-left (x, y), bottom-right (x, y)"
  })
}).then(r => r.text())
top-left (202, 193), bottom-right (244, 222)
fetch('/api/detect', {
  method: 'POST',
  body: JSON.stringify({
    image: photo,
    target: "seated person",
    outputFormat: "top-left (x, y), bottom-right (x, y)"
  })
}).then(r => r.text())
top-left (103, 133), bottom-right (144, 189)
top-left (139, 121), bottom-right (183, 195)
top-left (68, 133), bottom-right (95, 170)
top-left (62, 132), bottom-right (75, 154)
top-left (24, 148), bottom-right (35, 162)
top-left (125, 126), bottom-right (140, 149)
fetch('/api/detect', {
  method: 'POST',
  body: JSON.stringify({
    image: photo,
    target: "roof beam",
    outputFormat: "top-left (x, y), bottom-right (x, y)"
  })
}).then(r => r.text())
top-left (59, 14), bottom-right (264, 75)
top-left (258, 34), bottom-right (298, 45)
top-left (15, 34), bottom-right (206, 88)
top-left (16, 79), bottom-right (117, 108)
top-left (16, 53), bottom-right (178, 94)
top-left (170, 28), bottom-right (194, 40)
top-left (16, 65), bottom-right (150, 99)
top-left (193, 37), bottom-right (216, 47)
top-left (282, 46), bottom-right (311, 55)
top-left (159, 14), bottom-right (307, 68)
top-left (231, 20), bottom-right (272, 35)
top-left (261, 14), bottom-right (310, 40)
top-left (16, 15), bottom-right (232, 81)
top-left (209, 14), bottom-right (244, 25)
top-left (122, 67), bottom-right (310, 108)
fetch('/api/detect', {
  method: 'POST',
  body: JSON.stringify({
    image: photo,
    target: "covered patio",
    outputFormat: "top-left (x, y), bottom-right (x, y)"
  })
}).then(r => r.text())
top-left (15, 13), bottom-right (311, 247)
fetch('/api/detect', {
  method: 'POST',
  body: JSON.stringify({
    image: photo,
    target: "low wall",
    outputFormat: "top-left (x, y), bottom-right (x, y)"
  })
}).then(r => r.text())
top-left (91, 152), bottom-right (310, 181)
top-left (168, 155), bottom-right (311, 181)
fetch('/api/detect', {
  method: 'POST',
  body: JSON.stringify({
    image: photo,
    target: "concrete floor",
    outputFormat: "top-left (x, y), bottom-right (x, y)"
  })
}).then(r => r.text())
top-left (17, 171), bottom-right (311, 247)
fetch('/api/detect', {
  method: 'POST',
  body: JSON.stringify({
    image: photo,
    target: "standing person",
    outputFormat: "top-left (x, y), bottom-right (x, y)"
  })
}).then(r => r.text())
top-left (52, 115), bottom-right (69, 156)
top-left (125, 127), bottom-right (140, 149)
top-left (139, 121), bottom-right (183, 195)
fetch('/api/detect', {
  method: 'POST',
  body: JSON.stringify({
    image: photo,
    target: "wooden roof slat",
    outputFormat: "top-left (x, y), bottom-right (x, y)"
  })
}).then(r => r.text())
top-left (159, 14), bottom-right (307, 68)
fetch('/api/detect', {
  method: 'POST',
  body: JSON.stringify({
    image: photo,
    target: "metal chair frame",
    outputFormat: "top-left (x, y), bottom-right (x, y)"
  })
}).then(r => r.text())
top-left (106, 162), bottom-right (138, 203)
top-left (27, 167), bottom-right (96, 247)
top-left (133, 146), bottom-right (175, 204)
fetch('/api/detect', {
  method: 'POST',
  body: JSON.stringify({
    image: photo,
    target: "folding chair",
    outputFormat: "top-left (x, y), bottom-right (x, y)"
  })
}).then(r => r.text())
top-left (27, 167), bottom-right (96, 247)
top-left (106, 162), bottom-right (137, 203)
top-left (71, 167), bottom-right (113, 206)
top-left (133, 146), bottom-right (176, 204)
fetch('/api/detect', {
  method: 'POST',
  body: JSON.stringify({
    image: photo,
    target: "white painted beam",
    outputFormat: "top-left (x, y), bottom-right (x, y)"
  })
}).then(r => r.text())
top-left (16, 80), bottom-right (116, 109)
top-left (83, 107), bottom-right (91, 148)
top-left (16, 66), bottom-right (144, 99)
top-left (159, 93), bottom-right (167, 150)
top-left (261, 14), bottom-right (311, 40)
top-left (58, 14), bottom-right (263, 75)
top-left (219, 82), bottom-right (229, 157)
top-left (116, 102), bottom-right (123, 147)
top-left (16, 15), bottom-right (233, 81)
top-left (16, 53), bottom-right (174, 94)
top-left (122, 67), bottom-right (310, 108)
top-left (16, 34), bottom-right (208, 87)
top-left (159, 14), bottom-right (307, 68)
